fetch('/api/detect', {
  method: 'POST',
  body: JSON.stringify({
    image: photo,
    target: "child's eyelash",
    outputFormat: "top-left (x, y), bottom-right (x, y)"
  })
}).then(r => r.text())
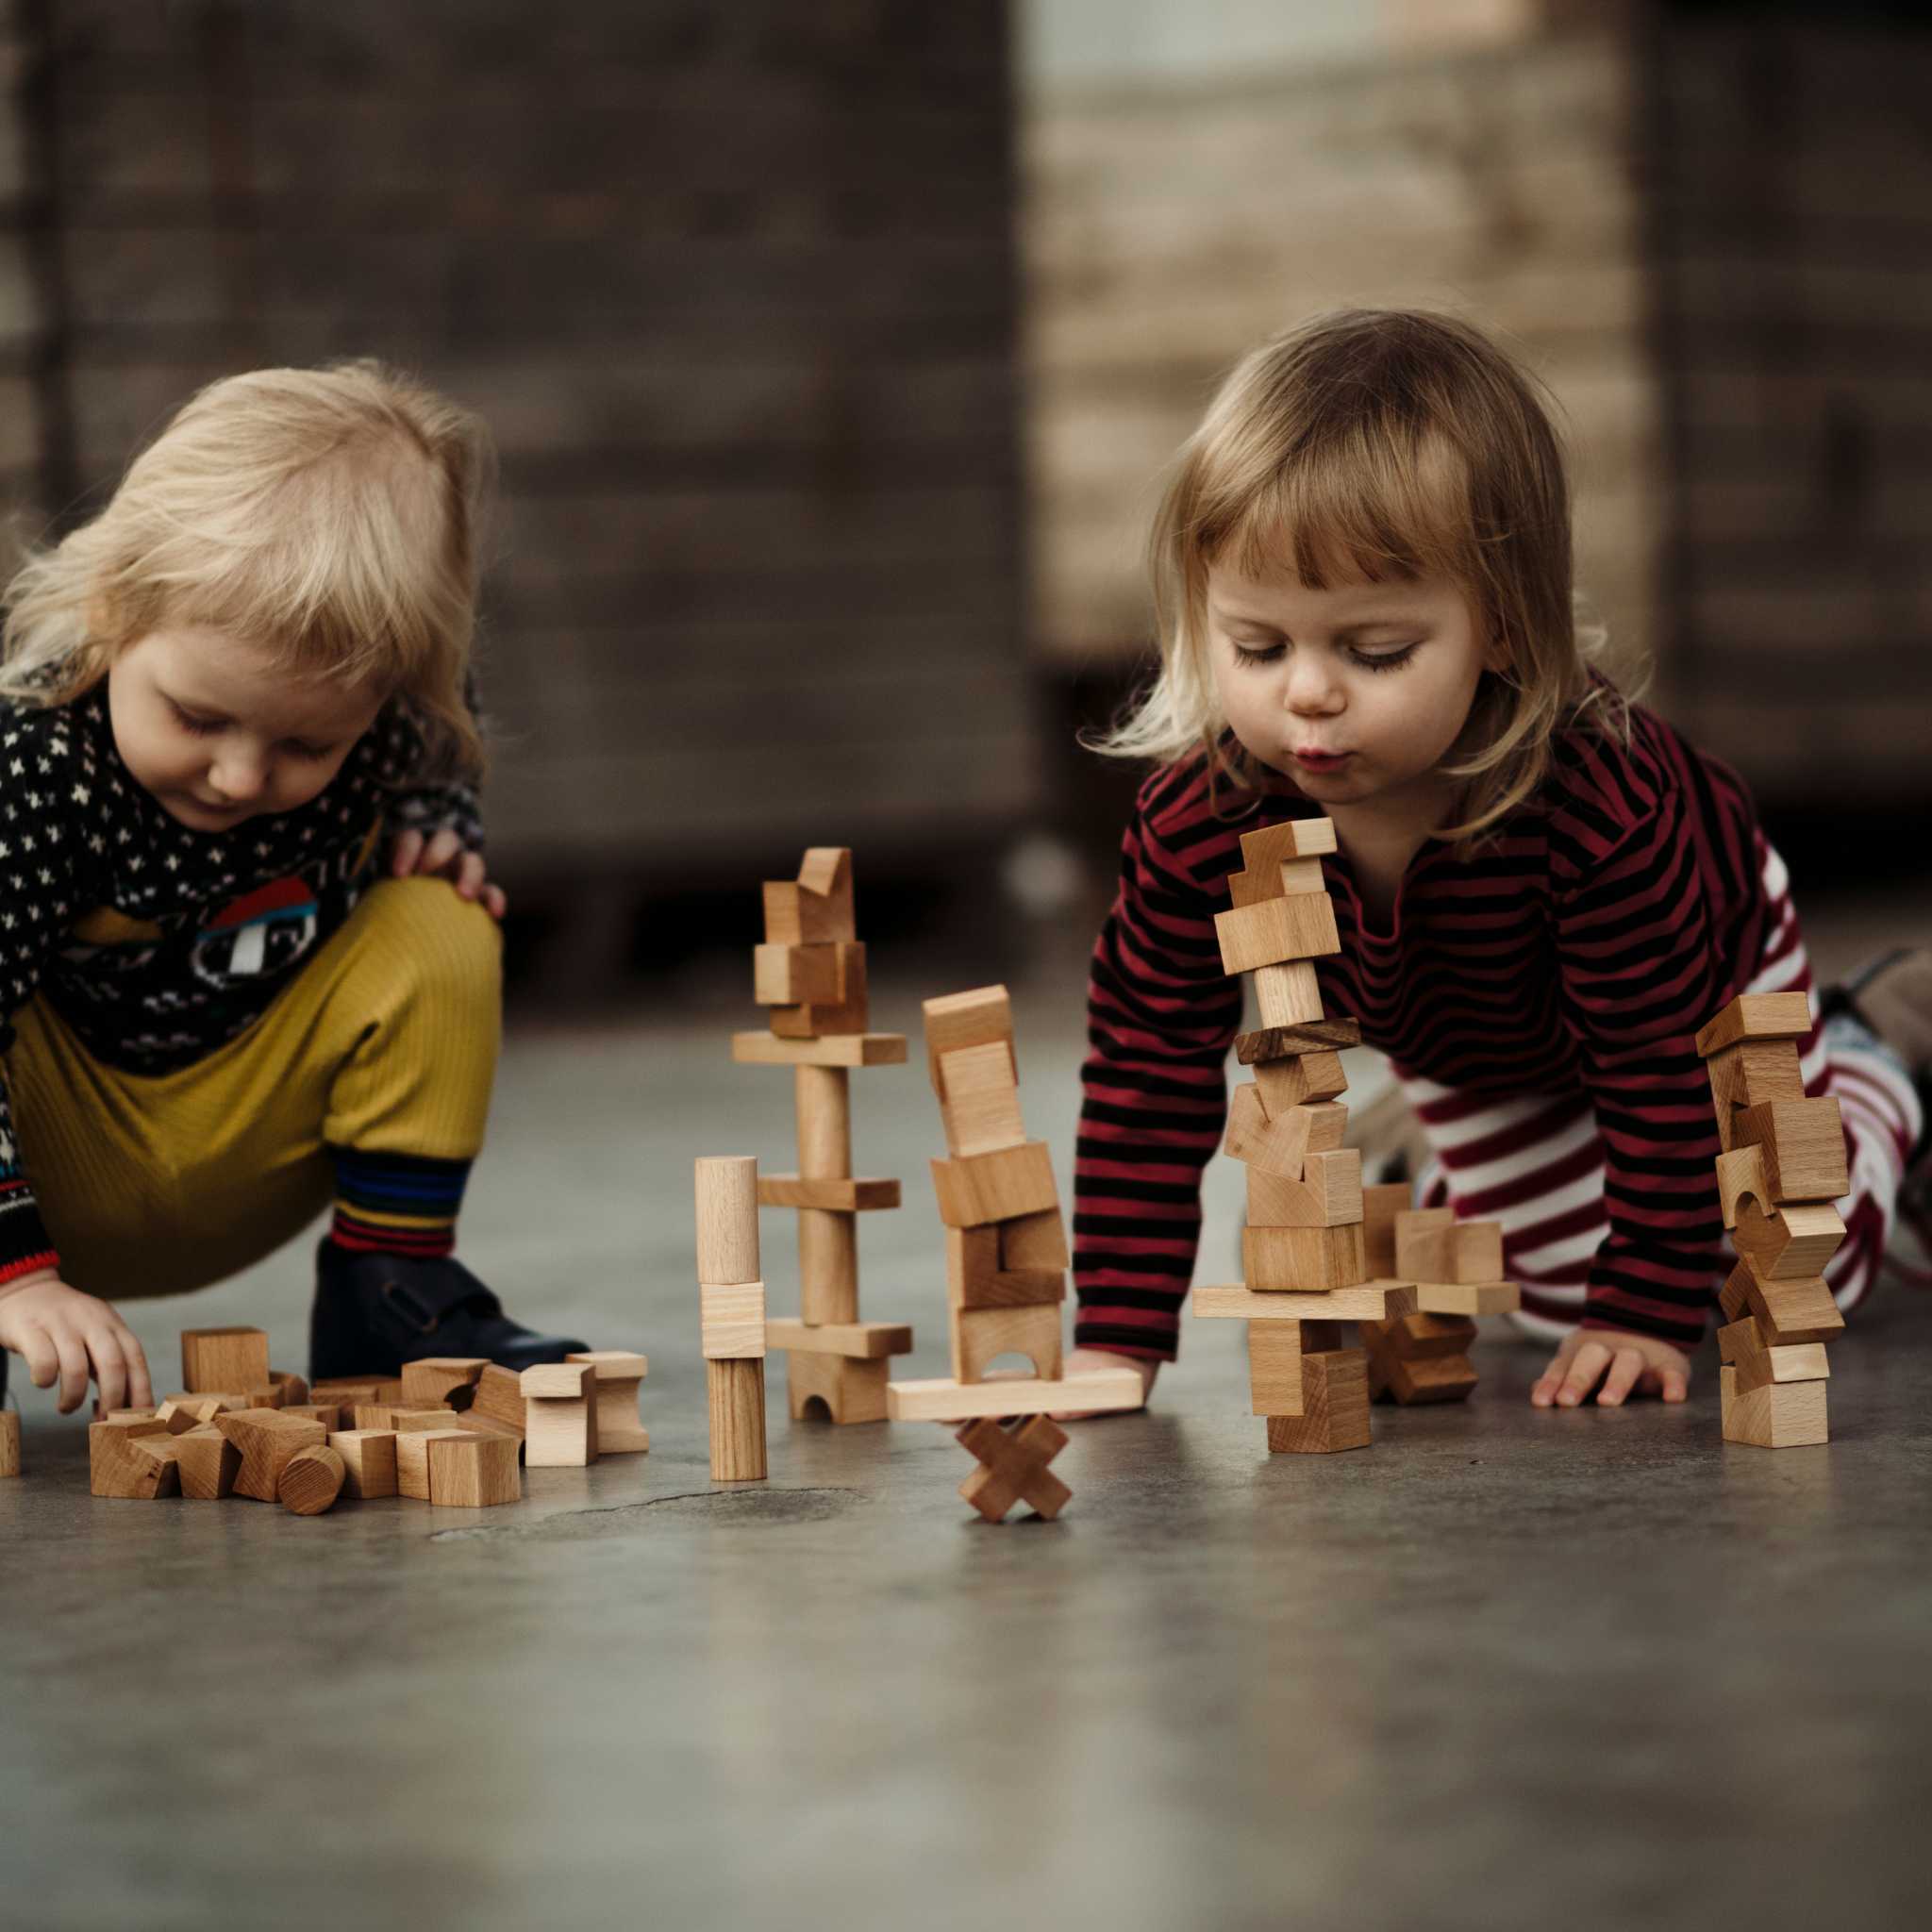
top-left (172, 706), bottom-right (222, 735)
top-left (1227, 641), bottom-right (1420, 671)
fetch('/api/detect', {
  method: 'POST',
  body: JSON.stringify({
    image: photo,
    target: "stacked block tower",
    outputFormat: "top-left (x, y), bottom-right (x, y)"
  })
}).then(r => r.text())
top-left (730, 848), bottom-right (913, 1424)
top-left (1695, 991), bottom-right (1847, 1447)
top-left (1359, 1189), bottom-right (1518, 1403)
top-left (1190, 818), bottom-right (1420, 1453)
top-left (888, 985), bottom-right (1141, 1520)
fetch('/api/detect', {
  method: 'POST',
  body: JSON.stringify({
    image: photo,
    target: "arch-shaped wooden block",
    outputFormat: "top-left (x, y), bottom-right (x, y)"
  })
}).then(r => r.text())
top-left (951, 1302), bottom-right (1063, 1386)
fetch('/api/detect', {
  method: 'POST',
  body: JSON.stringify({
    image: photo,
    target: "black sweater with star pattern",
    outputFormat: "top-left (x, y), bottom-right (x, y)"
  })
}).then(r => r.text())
top-left (0, 684), bottom-right (483, 1282)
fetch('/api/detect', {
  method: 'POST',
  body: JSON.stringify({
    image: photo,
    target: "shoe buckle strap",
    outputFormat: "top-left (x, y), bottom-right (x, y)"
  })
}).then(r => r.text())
top-left (379, 1278), bottom-right (441, 1337)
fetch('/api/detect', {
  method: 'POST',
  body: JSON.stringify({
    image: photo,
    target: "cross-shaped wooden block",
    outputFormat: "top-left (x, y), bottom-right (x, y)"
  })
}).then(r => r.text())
top-left (955, 1414), bottom-right (1072, 1523)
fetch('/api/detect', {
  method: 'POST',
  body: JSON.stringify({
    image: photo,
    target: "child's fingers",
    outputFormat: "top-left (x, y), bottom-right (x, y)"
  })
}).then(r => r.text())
top-left (420, 827), bottom-right (464, 875)
top-left (1595, 1348), bottom-right (1644, 1407)
top-left (86, 1324), bottom-right (131, 1416)
top-left (15, 1321), bottom-right (60, 1392)
top-left (1556, 1340), bottom-right (1610, 1407)
top-left (455, 851), bottom-right (486, 899)
top-left (482, 883), bottom-right (508, 921)
top-left (1529, 1344), bottom-right (1574, 1407)
top-left (1658, 1363), bottom-right (1690, 1403)
top-left (390, 828), bottom-right (425, 877)
top-left (116, 1324), bottom-right (154, 1410)
top-left (51, 1326), bottom-right (92, 1413)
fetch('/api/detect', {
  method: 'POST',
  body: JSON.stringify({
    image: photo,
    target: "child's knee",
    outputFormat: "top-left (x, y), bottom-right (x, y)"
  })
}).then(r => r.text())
top-left (362, 876), bottom-right (502, 1014)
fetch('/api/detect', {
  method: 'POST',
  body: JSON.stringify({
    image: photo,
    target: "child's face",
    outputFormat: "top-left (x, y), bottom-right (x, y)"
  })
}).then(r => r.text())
top-left (106, 625), bottom-right (388, 832)
top-left (1204, 560), bottom-right (1499, 813)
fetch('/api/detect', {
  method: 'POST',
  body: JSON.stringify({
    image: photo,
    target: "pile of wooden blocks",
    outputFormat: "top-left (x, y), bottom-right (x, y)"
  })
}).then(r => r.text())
top-left (1696, 991), bottom-right (1847, 1447)
top-left (730, 847), bottom-right (912, 1424)
top-left (1191, 819), bottom-right (1421, 1453)
top-left (1359, 1191), bottom-right (1518, 1403)
top-left (86, 1324), bottom-right (649, 1508)
top-left (889, 984), bottom-right (1141, 1520)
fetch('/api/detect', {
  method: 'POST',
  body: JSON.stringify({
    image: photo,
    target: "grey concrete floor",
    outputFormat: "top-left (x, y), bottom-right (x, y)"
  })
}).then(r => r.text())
top-left (3, 986), bottom-right (1930, 1932)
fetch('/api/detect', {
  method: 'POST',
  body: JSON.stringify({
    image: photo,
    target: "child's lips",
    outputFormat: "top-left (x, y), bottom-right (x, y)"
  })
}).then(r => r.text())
top-left (1291, 747), bottom-right (1353, 767)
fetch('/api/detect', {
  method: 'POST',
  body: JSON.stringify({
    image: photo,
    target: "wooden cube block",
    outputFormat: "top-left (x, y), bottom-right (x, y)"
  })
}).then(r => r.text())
top-left (215, 1408), bottom-right (327, 1502)
top-left (786, 1350), bottom-right (891, 1424)
top-left (1718, 1261), bottom-right (1844, 1345)
top-left (521, 1363), bottom-right (599, 1466)
top-left (468, 1363), bottom-right (528, 1435)
top-left (950, 1302), bottom-right (1064, 1386)
top-left (564, 1351), bottom-right (651, 1454)
top-left (269, 1371), bottom-right (308, 1406)
top-left (771, 941), bottom-right (869, 1037)
top-left (937, 1040), bottom-right (1027, 1157)
top-left (1360, 1183), bottom-right (1409, 1278)
top-left (1731, 1097), bottom-right (1848, 1204)
top-left (88, 1414), bottom-right (175, 1498)
top-left (1253, 1048), bottom-right (1348, 1109)
top-left (1716, 1316), bottom-right (1831, 1394)
top-left (1413, 1279), bottom-right (1520, 1317)
top-left (999, 1208), bottom-right (1070, 1273)
top-left (395, 1428), bottom-right (471, 1501)
top-left (1734, 1198), bottom-right (1845, 1280)
top-left (1243, 1222), bottom-right (1366, 1291)
top-left (929, 1141), bottom-right (1058, 1227)
top-left (175, 1426), bottom-right (241, 1499)
top-left (427, 1431), bottom-right (521, 1507)
top-left (1252, 960), bottom-right (1324, 1027)
top-left (1215, 892), bottom-right (1341, 975)
top-left (1227, 854), bottom-right (1326, 908)
top-left (1264, 1350), bottom-right (1372, 1453)
top-left (400, 1358), bottom-right (489, 1407)
top-left (278, 1444), bottom-right (346, 1515)
top-left (179, 1326), bottom-right (270, 1395)
top-left (1695, 991), bottom-right (1811, 1059)
top-left (945, 1226), bottom-right (1066, 1309)
top-left (754, 941), bottom-right (842, 1007)
top-left (327, 1429), bottom-right (399, 1498)
top-left (309, 1378), bottom-right (403, 1410)
top-left (1451, 1221), bottom-right (1505, 1284)
top-left (282, 1403), bottom-right (343, 1434)
top-left (922, 985), bottom-right (1017, 1097)
top-left (1706, 1039), bottom-right (1805, 1148)
top-left (1716, 1145), bottom-right (1770, 1228)
top-left (156, 1396), bottom-right (225, 1432)
top-left (701, 1281), bottom-right (769, 1359)
top-left (1247, 1321), bottom-right (1307, 1416)
top-left (1394, 1208), bottom-right (1457, 1282)
top-left (1245, 1147), bottom-right (1363, 1228)
top-left (1224, 1089), bottom-right (1347, 1179)
top-left (1721, 1363), bottom-right (1828, 1448)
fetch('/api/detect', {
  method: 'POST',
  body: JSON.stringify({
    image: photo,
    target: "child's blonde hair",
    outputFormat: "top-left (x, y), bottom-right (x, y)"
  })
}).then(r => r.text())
top-left (1, 358), bottom-right (492, 781)
top-left (1095, 308), bottom-right (1631, 846)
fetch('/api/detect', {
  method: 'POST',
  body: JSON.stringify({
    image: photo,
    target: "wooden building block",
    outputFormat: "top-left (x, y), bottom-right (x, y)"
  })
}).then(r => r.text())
top-left (1382, 1353), bottom-right (1480, 1404)
top-left (1245, 1147), bottom-right (1363, 1228)
top-left (1695, 991), bottom-right (1811, 1059)
top-left (1415, 1279), bottom-right (1520, 1317)
top-left (395, 1428), bottom-right (470, 1501)
top-left (565, 1351), bottom-right (651, 1454)
top-left (1716, 1145), bottom-right (1770, 1228)
top-left (0, 1409), bottom-right (17, 1479)
top-left (467, 1365), bottom-right (527, 1435)
top-left (762, 847), bottom-right (856, 945)
top-left (929, 1141), bottom-right (1058, 1228)
top-left (328, 1430), bottom-right (399, 1498)
top-left (1264, 1351), bottom-right (1373, 1454)
top-left (269, 1371), bottom-right (308, 1406)
top-left (1193, 1282), bottom-right (1410, 1322)
top-left (175, 1426), bottom-right (241, 1499)
top-left (754, 941), bottom-right (841, 1007)
top-left (1394, 1208), bottom-right (1457, 1281)
top-left (1361, 1183), bottom-right (1409, 1278)
top-left (937, 1040), bottom-right (1027, 1157)
top-left (279, 1444), bottom-right (346, 1516)
top-left (237, 1384), bottom-right (288, 1409)
top-left (1224, 1089), bottom-right (1347, 1179)
top-left (765, 1319), bottom-right (912, 1360)
top-left (1235, 1018), bottom-right (1361, 1063)
top-left (128, 1436), bottom-right (184, 1491)
top-left (310, 1378), bottom-right (403, 1410)
top-left (1247, 1322), bottom-right (1307, 1416)
top-left (786, 1350), bottom-right (891, 1424)
top-left (707, 1357), bottom-right (767, 1481)
top-left (400, 1358), bottom-right (488, 1407)
top-left (922, 985), bottom-right (1018, 1097)
top-left (86, 1414), bottom-right (172, 1497)
top-left (1706, 1039), bottom-right (1805, 1148)
top-left (179, 1326), bottom-right (270, 1395)
top-left (1228, 855), bottom-right (1326, 908)
top-left (1215, 893), bottom-right (1341, 976)
top-left (945, 1226), bottom-right (1066, 1309)
top-left (1001, 1208), bottom-right (1070, 1272)
top-left (159, 1391), bottom-right (250, 1414)
top-left (215, 1408), bottom-right (326, 1502)
top-left (1234, 817), bottom-right (1338, 876)
top-left (156, 1397), bottom-right (224, 1431)
top-left (453, 1412), bottom-right (526, 1457)
top-left (1734, 1198), bottom-right (1845, 1279)
top-left (1718, 1262), bottom-right (1844, 1344)
top-left (1721, 1364), bottom-right (1828, 1449)
top-left (771, 941), bottom-right (869, 1037)
top-left (521, 1363), bottom-right (599, 1466)
top-left (1731, 1097), bottom-right (1848, 1204)
top-left (886, 1367), bottom-right (1144, 1422)
top-left (426, 1431), bottom-right (521, 1507)
top-left (730, 1030), bottom-right (908, 1069)
top-left (756, 1174), bottom-right (900, 1212)
top-left (1252, 960), bottom-right (1324, 1026)
top-left (951, 1302), bottom-right (1064, 1385)
top-left (701, 1282), bottom-right (768, 1359)
top-left (1452, 1221), bottom-right (1505, 1284)
top-left (957, 1415), bottom-right (1073, 1523)
top-left (394, 1407), bottom-right (466, 1434)
top-left (1716, 1317), bottom-right (1830, 1393)
top-left (1252, 1049), bottom-right (1348, 1109)
top-left (694, 1153), bottom-right (760, 1286)
top-left (282, 1403), bottom-right (343, 1434)
top-left (1242, 1222), bottom-right (1366, 1291)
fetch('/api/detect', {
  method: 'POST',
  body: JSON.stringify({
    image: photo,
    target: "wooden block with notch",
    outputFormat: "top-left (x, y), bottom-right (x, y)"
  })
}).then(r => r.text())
top-left (1265, 1350), bottom-right (1373, 1453)
top-left (1243, 1221), bottom-right (1366, 1291)
top-left (427, 1431), bottom-right (521, 1507)
top-left (278, 1444), bottom-right (346, 1516)
top-left (1734, 1197), bottom-right (1845, 1280)
top-left (1694, 991), bottom-right (1811, 1059)
top-left (1232, 816), bottom-right (1338, 881)
top-left (937, 1040), bottom-right (1027, 1157)
top-left (156, 1396), bottom-right (225, 1432)
top-left (216, 1408), bottom-right (326, 1502)
top-left (159, 1390), bottom-right (251, 1415)
top-left (88, 1414), bottom-right (175, 1498)
top-left (762, 846), bottom-right (856, 945)
top-left (1721, 1363), bottom-right (1828, 1448)
top-left (1730, 1097), bottom-right (1848, 1204)
top-left (1251, 960), bottom-right (1324, 1027)
top-left (1224, 1090), bottom-right (1347, 1179)
top-left (327, 1429), bottom-right (399, 1498)
top-left (395, 1427), bottom-right (470, 1501)
top-left (945, 1226), bottom-right (1066, 1309)
top-left (1716, 1145), bottom-right (1770, 1228)
top-left (929, 1141), bottom-right (1058, 1227)
top-left (1705, 1039), bottom-right (1805, 1149)
top-left (175, 1426), bottom-right (241, 1500)
top-left (1716, 1316), bottom-right (1830, 1394)
top-left (521, 1363), bottom-right (600, 1466)
top-left (1246, 1147), bottom-right (1363, 1228)
top-left (563, 1349), bottom-right (651, 1454)
top-left (951, 1302), bottom-right (1064, 1385)
top-left (180, 1325), bottom-right (270, 1395)
top-left (1227, 855), bottom-right (1327, 908)
top-left (400, 1357), bottom-right (488, 1407)
top-left (786, 1350), bottom-right (891, 1425)
top-left (1718, 1261), bottom-right (1843, 1345)
top-left (1215, 893), bottom-right (1341, 975)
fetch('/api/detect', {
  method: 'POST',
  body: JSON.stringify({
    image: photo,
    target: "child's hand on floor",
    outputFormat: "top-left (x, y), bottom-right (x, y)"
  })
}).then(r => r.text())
top-left (390, 826), bottom-right (507, 921)
top-left (1052, 1346), bottom-right (1159, 1420)
top-left (1531, 1328), bottom-right (1690, 1408)
top-left (0, 1271), bottom-right (154, 1416)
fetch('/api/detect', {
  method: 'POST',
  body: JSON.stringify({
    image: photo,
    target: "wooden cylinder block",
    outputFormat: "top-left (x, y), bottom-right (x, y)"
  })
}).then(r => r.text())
top-left (278, 1444), bottom-right (346, 1516)
top-left (695, 1155), bottom-right (760, 1285)
top-left (798, 1212), bottom-right (860, 1325)
top-left (794, 1065), bottom-right (853, 1179)
top-left (707, 1357), bottom-right (768, 1482)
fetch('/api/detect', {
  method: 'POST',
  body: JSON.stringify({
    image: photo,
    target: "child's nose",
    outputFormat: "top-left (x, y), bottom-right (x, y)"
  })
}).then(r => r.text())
top-left (1283, 657), bottom-right (1341, 713)
top-left (211, 752), bottom-right (268, 801)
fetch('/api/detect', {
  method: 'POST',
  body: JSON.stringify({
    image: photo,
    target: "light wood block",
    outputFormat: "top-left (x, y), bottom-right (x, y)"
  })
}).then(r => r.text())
top-left (1000, 1208), bottom-right (1070, 1272)
top-left (175, 1426), bottom-right (241, 1499)
top-left (1247, 1322), bottom-right (1307, 1416)
top-left (1245, 1147), bottom-right (1363, 1228)
top-left (951, 1302), bottom-right (1064, 1385)
top-left (467, 1364), bottom-right (527, 1435)
top-left (1194, 1281), bottom-right (1411, 1321)
top-left (1236, 816), bottom-right (1338, 870)
top-left (159, 1391), bottom-right (251, 1414)
top-left (1415, 1280), bottom-right (1520, 1317)
top-left (0, 1409), bottom-right (18, 1479)
top-left (394, 1407), bottom-right (465, 1434)
top-left (88, 1414), bottom-right (175, 1498)
top-left (128, 1436), bottom-right (184, 1491)
top-left (929, 1140), bottom-right (1058, 1227)
top-left (395, 1428), bottom-right (470, 1501)
top-left (400, 1358), bottom-right (488, 1407)
top-left (428, 1432), bottom-right (521, 1507)
top-left (1215, 892), bottom-right (1341, 975)
top-left (282, 1403), bottom-right (343, 1434)
top-left (762, 847), bottom-right (855, 944)
top-left (765, 1319), bottom-right (913, 1360)
top-left (694, 1154), bottom-right (760, 1285)
top-left (1243, 1222), bottom-right (1366, 1291)
top-left (565, 1351), bottom-right (650, 1454)
top-left (771, 941), bottom-right (869, 1037)
top-left (1381, 1353), bottom-right (1480, 1404)
top-left (786, 1350), bottom-right (891, 1424)
top-left (886, 1367), bottom-right (1144, 1422)
top-left (707, 1357), bottom-right (768, 1480)
top-left (521, 1363), bottom-right (599, 1466)
top-left (157, 1396), bottom-right (224, 1432)
top-left (1721, 1363), bottom-right (1828, 1448)
top-left (1224, 1090), bottom-right (1347, 1179)
top-left (353, 1401), bottom-right (449, 1431)
top-left (957, 1415), bottom-right (1072, 1522)
top-left (1718, 1261), bottom-right (1844, 1344)
top-left (793, 1063), bottom-right (858, 1325)
top-left (1252, 960), bottom-right (1324, 1026)
top-left (328, 1430), bottom-right (399, 1498)
top-left (922, 985), bottom-right (1018, 1097)
top-left (1361, 1183), bottom-right (1408, 1278)
top-left (1394, 1208), bottom-right (1456, 1282)
top-left (179, 1325), bottom-right (269, 1395)
top-left (1235, 1018), bottom-right (1361, 1062)
top-left (1452, 1222), bottom-right (1505, 1284)
top-left (270, 1371), bottom-right (309, 1406)
top-left (757, 1174), bottom-right (900, 1212)
top-left (701, 1281), bottom-right (768, 1359)
top-left (938, 1040), bottom-right (1027, 1157)
top-left (1265, 1350), bottom-right (1373, 1453)
top-left (1731, 1097), bottom-right (1848, 1204)
top-left (215, 1408), bottom-right (326, 1503)
top-left (1695, 991), bottom-right (1811, 1059)
top-left (730, 1030), bottom-right (907, 1069)
top-left (1716, 1145), bottom-right (1770, 1228)
top-left (1734, 1198), bottom-right (1845, 1279)
top-left (754, 941), bottom-right (841, 1007)
top-left (1365, 1310), bottom-right (1479, 1360)
top-left (310, 1378), bottom-right (403, 1410)
top-left (1716, 1317), bottom-right (1830, 1394)
top-left (946, 1225), bottom-right (1066, 1309)
top-left (1706, 1039), bottom-right (1805, 1147)
top-left (1227, 855), bottom-right (1326, 908)
top-left (1253, 1049), bottom-right (1348, 1109)
top-left (278, 1444), bottom-right (345, 1516)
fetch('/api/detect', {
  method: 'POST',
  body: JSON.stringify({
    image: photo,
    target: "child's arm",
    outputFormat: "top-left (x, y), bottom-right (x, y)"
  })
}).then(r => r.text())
top-left (0, 1268), bottom-right (152, 1415)
top-left (379, 689), bottom-right (503, 916)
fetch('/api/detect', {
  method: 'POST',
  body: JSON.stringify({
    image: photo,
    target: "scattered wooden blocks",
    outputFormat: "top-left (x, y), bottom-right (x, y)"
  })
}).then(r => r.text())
top-left (215, 1409), bottom-right (327, 1503)
top-left (278, 1444), bottom-right (346, 1516)
top-left (396, 1427), bottom-right (471, 1502)
top-left (328, 1430), bottom-right (399, 1499)
top-left (467, 1364), bottom-right (528, 1437)
top-left (427, 1431), bottom-right (521, 1507)
top-left (179, 1325), bottom-right (270, 1395)
top-left (89, 1414), bottom-right (176, 1498)
top-left (400, 1357), bottom-right (489, 1407)
top-left (523, 1363), bottom-right (600, 1466)
top-left (175, 1426), bottom-right (241, 1499)
top-left (957, 1416), bottom-right (1072, 1523)
top-left (1264, 1352), bottom-right (1373, 1455)
top-left (563, 1350), bottom-right (650, 1453)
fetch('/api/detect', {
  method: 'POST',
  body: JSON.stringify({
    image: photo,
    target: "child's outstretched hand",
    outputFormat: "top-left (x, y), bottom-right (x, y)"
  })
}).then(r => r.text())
top-left (0, 1270), bottom-right (154, 1416)
top-left (390, 826), bottom-right (508, 921)
top-left (1052, 1346), bottom-right (1159, 1420)
top-left (1531, 1328), bottom-right (1690, 1408)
